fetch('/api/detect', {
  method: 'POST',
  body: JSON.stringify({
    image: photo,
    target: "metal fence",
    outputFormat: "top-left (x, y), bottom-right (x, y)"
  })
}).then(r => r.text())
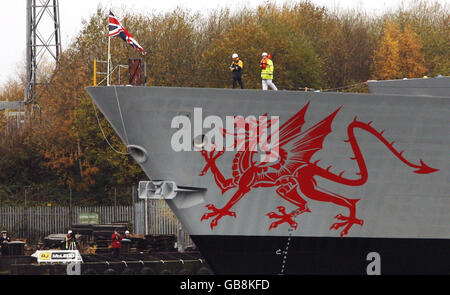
top-left (134, 200), bottom-right (195, 249)
top-left (0, 203), bottom-right (194, 248)
top-left (0, 206), bottom-right (132, 243)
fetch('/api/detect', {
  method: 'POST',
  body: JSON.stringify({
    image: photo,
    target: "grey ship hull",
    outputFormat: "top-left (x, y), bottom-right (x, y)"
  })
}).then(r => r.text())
top-left (368, 76), bottom-right (449, 97)
top-left (86, 84), bottom-right (449, 274)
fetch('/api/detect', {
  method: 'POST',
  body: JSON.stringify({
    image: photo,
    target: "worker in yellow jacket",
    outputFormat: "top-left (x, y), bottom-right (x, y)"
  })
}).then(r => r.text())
top-left (230, 53), bottom-right (244, 89)
top-left (260, 52), bottom-right (278, 91)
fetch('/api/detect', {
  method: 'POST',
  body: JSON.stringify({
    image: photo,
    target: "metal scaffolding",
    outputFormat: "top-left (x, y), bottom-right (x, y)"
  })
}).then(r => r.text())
top-left (25, 0), bottom-right (61, 103)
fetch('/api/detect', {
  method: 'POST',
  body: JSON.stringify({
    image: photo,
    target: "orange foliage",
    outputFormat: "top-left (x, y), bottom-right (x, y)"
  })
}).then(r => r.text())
top-left (373, 21), bottom-right (402, 80)
top-left (373, 20), bottom-right (428, 80)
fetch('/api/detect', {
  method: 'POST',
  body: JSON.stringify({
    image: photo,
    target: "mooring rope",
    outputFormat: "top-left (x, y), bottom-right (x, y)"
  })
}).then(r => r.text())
top-left (114, 85), bottom-right (130, 146)
top-left (91, 97), bottom-right (129, 155)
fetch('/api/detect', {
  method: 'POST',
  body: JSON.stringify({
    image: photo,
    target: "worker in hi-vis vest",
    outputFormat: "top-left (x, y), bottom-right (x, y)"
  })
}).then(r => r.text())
top-left (260, 52), bottom-right (278, 91)
top-left (230, 53), bottom-right (244, 89)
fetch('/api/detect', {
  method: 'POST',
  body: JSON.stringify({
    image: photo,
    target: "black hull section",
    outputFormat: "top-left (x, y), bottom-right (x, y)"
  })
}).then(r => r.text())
top-left (191, 235), bottom-right (450, 275)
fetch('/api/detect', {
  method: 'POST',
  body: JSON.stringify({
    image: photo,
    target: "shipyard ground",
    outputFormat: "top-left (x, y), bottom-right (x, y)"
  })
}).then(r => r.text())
top-left (0, 251), bottom-right (212, 275)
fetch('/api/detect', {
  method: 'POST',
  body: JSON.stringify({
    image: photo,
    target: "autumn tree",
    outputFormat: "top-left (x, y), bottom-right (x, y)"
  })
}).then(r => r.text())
top-left (399, 23), bottom-right (427, 78)
top-left (72, 95), bottom-right (146, 203)
top-left (388, 0), bottom-right (448, 76)
top-left (320, 12), bottom-right (374, 87)
top-left (372, 21), bottom-right (403, 80)
top-left (372, 19), bottom-right (430, 80)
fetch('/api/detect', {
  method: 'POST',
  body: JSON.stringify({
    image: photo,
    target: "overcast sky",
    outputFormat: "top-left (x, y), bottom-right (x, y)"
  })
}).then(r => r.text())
top-left (1, 0), bottom-right (448, 88)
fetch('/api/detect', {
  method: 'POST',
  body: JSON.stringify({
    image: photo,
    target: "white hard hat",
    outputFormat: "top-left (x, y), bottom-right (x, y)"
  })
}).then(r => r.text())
top-left (125, 230), bottom-right (130, 234)
top-left (232, 53), bottom-right (238, 58)
top-left (68, 230), bottom-right (72, 234)
top-left (262, 52), bottom-right (268, 57)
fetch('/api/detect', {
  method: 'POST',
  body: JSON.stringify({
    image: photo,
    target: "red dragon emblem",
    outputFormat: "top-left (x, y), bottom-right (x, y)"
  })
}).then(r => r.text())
top-left (199, 102), bottom-right (438, 237)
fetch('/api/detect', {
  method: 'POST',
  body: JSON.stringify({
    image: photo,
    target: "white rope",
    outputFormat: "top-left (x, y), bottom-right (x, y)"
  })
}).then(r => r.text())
top-left (91, 63), bottom-right (131, 155)
top-left (91, 97), bottom-right (129, 155)
top-left (114, 85), bottom-right (130, 145)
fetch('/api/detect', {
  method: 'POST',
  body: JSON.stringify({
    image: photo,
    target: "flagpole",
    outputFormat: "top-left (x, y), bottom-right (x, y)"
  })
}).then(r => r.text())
top-left (107, 35), bottom-right (111, 86)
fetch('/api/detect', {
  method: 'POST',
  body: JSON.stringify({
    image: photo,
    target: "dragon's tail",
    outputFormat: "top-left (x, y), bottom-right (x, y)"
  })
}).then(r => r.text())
top-left (313, 118), bottom-right (439, 186)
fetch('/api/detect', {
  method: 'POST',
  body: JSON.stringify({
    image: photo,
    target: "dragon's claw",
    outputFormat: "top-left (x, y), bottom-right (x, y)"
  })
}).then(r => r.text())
top-left (199, 163), bottom-right (211, 176)
top-left (340, 228), bottom-right (349, 237)
top-left (290, 221), bottom-right (298, 230)
top-left (330, 215), bottom-right (364, 237)
top-left (201, 204), bottom-right (236, 230)
top-left (199, 146), bottom-right (225, 177)
top-left (334, 214), bottom-right (346, 221)
top-left (329, 221), bottom-right (347, 230)
top-left (266, 205), bottom-right (309, 231)
top-left (210, 219), bottom-right (218, 229)
top-left (276, 206), bottom-right (286, 212)
top-left (214, 151), bottom-right (225, 159)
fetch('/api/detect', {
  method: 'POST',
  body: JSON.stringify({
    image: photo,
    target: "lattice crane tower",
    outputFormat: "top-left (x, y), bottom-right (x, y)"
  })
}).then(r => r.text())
top-left (25, 0), bottom-right (61, 104)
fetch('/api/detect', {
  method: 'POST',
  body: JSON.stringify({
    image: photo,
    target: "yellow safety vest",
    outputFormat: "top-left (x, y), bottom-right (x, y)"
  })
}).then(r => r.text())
top-left (261, 59), bottom-right (274, 80)
top-left (230, 60), bottom-right (244, 72)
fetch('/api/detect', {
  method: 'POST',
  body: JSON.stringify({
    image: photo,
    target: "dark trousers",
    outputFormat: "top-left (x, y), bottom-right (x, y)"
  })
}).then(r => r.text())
top-left (232, 77), bottom-right (244, 89)
top-left (112, 248), bottom-right (121, 258)
top-left (1, 245), bottom-right (8, 256)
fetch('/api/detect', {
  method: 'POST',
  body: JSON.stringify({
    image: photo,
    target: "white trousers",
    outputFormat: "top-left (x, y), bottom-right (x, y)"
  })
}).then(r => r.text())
top-left (262, 79), bottom-right (278, 91)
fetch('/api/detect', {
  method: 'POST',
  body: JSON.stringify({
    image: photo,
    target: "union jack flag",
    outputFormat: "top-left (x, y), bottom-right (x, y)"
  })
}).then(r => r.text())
top-left (109, 11), bottom-right (147, 55)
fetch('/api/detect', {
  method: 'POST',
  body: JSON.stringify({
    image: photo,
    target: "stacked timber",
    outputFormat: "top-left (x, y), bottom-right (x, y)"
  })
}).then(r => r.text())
top-left (90, 223), bottom-right (128, 253)
top-left (144, 235), bottom-right (177, 252)
top-left (43, 234), bottom-right (67, 249)
top-left (71, 224), bottom-right (93, 236)
top-left (42, 224), bottom-right (177, 254)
